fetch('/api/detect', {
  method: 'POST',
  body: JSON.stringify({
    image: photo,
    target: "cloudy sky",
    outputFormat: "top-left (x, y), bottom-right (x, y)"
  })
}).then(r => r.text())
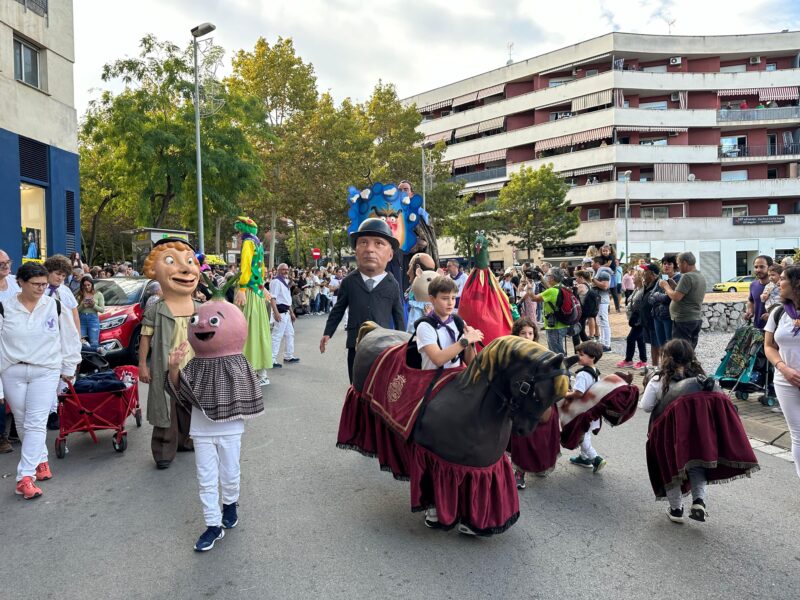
top-left (74, 0), bottom-right (799, 116)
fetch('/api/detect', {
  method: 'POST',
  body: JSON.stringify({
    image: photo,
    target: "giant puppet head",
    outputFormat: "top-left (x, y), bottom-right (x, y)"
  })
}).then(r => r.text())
top-left (347, 182), bottom-right (427, 254)
top-left (142, 238), bottom-right (200, 302)
top-left (188, 284), bottom-right (248, 358)
top-left (473, 230), bottom-right (491, 269)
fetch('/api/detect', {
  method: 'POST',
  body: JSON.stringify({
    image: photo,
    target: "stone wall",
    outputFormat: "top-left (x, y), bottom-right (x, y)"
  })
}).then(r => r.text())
top-left (701, 300), bottom-right (746, 332)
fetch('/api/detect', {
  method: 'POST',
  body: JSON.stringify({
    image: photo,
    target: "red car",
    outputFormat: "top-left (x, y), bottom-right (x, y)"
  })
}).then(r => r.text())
top-left (95, 278), bottom-right (159, 363)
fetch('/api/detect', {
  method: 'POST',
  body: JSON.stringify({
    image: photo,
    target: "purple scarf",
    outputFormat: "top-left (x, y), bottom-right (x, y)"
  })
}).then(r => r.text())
top-left (426, 310), bottom-right (458, 345)
top-left (783, 301), bottom-right (800, 336)
top-left (46, 284), bottom-right (58, 297)
top-left (275, 275), bottom-right (291, 291)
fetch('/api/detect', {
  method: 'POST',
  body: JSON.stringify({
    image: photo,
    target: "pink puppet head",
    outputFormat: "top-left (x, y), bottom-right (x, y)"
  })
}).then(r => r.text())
top-left (188, 300), bottom-right (248, 358)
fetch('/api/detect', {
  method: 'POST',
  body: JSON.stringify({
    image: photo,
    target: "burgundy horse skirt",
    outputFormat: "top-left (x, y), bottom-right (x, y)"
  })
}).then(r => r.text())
top-left (337, 386), bottom-right (520, 534)
top-left (508, 412), bottom-right (561, 475)
top-left (646, 391), bottom-right (759, 498)
top-left (560, 384), bottom-right (639, 450)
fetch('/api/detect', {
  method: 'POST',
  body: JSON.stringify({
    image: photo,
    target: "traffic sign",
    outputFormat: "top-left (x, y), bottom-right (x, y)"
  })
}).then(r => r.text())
top-left (311, 248), bottom-right (321, 260)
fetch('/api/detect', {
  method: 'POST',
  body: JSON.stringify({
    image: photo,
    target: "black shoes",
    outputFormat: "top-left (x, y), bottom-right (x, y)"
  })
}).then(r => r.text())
top-left (689, 498), bottom-right (707, 522)
top-left (284, 357), bottom-right (300, 364)
top-left (222, 503), bottom-right (239, 529)
top-left (667, 507), bottom-right (686, 523)
top-left (194, 526), bottom-right (224, 552)
top-left (47, 413), bottom-right (59, 431)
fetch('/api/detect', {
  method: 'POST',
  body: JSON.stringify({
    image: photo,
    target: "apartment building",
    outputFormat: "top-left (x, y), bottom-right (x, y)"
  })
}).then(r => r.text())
top-left (0, 0), bottom-right (79, 265)
top-left (405, 31), bottom-right (800, 283)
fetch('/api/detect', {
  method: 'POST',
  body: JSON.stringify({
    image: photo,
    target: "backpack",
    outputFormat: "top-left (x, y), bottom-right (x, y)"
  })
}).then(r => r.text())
top-left (413, 314), bottom-right (466, 365)
top-left (581, 287), bottom-right (600, 318)
top-left (548, 286), bottom-right (582, 325)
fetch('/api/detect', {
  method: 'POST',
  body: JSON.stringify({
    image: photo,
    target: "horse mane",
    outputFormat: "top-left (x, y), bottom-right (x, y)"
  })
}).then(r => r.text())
top-left (461, 336), bottom-right (570, 398)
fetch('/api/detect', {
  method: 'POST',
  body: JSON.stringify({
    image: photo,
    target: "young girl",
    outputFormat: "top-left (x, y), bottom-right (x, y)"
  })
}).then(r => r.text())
top-left (760, 264), bottom-right (783, 322)
top-left (507, 317), bottom-right (561, 488)
top-left (575, 270), bottom-right (599, 340)
top-left (600, 245), bottom-right (620, 313)
top-left (641, 339), bottom-right (759, 523)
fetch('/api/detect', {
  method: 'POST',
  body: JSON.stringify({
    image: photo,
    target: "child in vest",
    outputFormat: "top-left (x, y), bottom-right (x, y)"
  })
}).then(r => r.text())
top-left (415, 275), bottom-right (483, 529)
top-left (567, 341), bottom-right (607, 473)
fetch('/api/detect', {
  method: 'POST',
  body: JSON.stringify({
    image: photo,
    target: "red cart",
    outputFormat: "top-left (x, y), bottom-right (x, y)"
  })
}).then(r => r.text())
top-left (54, 365), bottom-right (141, 458)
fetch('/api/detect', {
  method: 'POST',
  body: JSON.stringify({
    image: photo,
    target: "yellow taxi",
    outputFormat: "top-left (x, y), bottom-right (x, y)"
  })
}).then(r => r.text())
top-left (712, 276), bottom-right (755, 293)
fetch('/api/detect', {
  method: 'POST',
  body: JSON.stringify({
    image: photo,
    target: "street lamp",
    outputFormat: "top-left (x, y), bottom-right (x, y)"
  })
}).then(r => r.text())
top-left (191, 22), bottom-right (216, 254)
top-left (623, 170), bottom-right (632, 264)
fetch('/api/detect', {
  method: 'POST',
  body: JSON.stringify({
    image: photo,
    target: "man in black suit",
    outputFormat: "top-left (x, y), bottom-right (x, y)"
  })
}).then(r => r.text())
top-left (320, 218), bottom-right (405, 382)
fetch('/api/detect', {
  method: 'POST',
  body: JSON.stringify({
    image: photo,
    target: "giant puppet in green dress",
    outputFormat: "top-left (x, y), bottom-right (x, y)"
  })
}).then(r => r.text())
top-left (233, 216), bottom-right (272, 386)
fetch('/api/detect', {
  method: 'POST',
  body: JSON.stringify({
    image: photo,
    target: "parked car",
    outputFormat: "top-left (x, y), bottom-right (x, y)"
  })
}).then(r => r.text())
top-left (712, 276), bottom-right (755, 293)
top-left (95, 278), bottom-right (159, 363)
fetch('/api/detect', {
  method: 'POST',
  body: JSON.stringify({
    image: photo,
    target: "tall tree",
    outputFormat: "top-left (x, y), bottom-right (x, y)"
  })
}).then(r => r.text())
top-left (497, 165), bottom-right (579, 260)
top-left (440, 196), bottom-right (504, 259)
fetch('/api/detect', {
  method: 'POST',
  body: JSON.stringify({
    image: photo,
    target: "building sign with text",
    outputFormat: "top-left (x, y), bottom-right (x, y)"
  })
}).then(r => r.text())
top-left (732, 216), bottom-right (786, 226)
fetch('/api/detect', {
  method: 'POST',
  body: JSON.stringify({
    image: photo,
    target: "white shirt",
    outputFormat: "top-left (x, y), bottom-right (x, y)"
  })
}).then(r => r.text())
top-left (765, 309), bottom-right (800, 387)
top-left (417, 320), bottom-right (462, 371)
top-left (189, 406), bottom-right (245, 437)
top-left (360, 271), bottom-right (387, 289)
top-left (0, 276), bottom-right (21, 303)
top-left (573, 369), bottom-right (596, 395)
top-left (451, 272), bottom-right (468, 298)
top-left (640, 376), bottom-right (663, 412)
top-left (47, 283), bottom-right (78, 310)
top-left (269, 277), bottom-right (292, 306)
top-left (0, 294), bottom-right (82, 395)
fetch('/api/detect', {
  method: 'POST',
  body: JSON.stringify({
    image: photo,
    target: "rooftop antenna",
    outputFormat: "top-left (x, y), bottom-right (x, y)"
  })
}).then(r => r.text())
top-left (506, 42), bottom-right (514, 66)
top-left (662, 16), bottom-right (676, 34)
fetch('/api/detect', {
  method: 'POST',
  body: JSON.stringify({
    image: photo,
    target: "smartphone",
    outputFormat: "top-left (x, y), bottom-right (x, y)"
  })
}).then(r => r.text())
top-left (660, 274), bottom-right (669, 281)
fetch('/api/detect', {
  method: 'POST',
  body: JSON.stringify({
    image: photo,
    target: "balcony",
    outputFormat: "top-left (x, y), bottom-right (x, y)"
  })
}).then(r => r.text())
top-left (718, 144), bottom-right (800, 160)
top-left (451, 166), bottom-right (507, 184)
top-left (718, 106), bottom-right (800, 124)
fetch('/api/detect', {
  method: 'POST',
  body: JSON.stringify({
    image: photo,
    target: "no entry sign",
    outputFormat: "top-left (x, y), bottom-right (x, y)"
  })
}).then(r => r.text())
top-left (311, 248), bottom-right (321, 260)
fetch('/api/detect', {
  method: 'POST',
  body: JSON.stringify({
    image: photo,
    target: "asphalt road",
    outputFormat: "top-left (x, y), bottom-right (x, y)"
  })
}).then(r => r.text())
top-left (1, 315), bottom-right (798, 600)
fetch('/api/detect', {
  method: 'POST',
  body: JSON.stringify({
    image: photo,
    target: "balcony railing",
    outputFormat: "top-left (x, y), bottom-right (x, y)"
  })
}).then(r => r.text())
top-left (718, 144), bottom-right (800, 158)
top-left (718, 106), bottom-right (800, 122)
top-left (451, 166), bottom-right (507, 184)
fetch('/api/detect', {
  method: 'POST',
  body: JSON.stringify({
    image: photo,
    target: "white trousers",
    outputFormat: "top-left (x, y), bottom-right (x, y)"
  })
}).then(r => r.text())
top-left (598, 303), bottom-right (611, 347)
top-left (2, 363), bottom-right (60, 481)
top-left (775, 381), bottom-right (800, 479)
top-left (271, 313), bottom-right (296, 362)
top-left (579, 419), bottom-right (601, 460)
top-left (193, 434), bottom-right (242, 527)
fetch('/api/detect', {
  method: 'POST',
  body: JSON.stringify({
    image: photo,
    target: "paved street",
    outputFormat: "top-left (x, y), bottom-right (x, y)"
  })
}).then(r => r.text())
top-left (1, 315), bottom-right (798, 600)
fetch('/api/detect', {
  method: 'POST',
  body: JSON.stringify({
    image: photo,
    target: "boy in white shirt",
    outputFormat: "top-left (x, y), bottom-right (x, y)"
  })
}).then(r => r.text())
top-left (566, 341), bottom-right (607, 473)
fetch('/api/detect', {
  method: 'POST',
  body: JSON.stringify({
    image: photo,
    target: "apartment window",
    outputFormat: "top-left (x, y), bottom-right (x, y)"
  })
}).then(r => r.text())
top-left (722, 205), bottom-right (748, 217)
top-left (720, 64), bottom-right (747, 73)
top-left (720, 135), bottom-right (747, 157)
top-left (20, 183), bottom-right (47, 259)
top-left (616, 206), bottom-right (632, 218)
top-left (639, 100), bottom-right (668, 110)
top-left (564, 177), bottom-right (577, 188)
top-left (766, 63), bottom-right (777, 72)
top-left (768, 203), bottom-right (779, 216)
top-left (768, 168), bottom-right (778, 179)
top-left (642, 65), bottom-right (667, 73)
top-left (721, 169), bottom-right (748, 181)
top-left (13, 38), bottom-right (40, 88)
top-left (639, 169), bottom-right (654, 182)
top-left (585, 69), bottom-right (599, 77)
top-left (639, 137), bottom-right (668, 146)
top-left (617, 172), bottom-right (631, 182)
top-left (549, 111), bottom-right (573, 121)
top-left (640, 206), bottom-right (669, 219)
top-left (767, 133), bottom-right (777, 156)
top-left (587, 209), bottom-right (601, 221)
top-left (548, 76), bottom-right (574, 87)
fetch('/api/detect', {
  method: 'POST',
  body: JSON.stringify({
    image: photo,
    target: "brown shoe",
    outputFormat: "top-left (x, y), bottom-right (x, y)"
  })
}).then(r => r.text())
top-left (0, 436), bottom-right (12, 454)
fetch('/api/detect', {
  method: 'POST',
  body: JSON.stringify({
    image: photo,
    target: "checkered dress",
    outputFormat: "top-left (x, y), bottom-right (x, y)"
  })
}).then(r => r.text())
top-left (169, 354), bottom-right (264, 422)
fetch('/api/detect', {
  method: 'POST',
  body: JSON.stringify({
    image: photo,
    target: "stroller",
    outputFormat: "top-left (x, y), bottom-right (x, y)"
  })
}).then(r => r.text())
top-left (54, 351), bottom-right (141, 458)
top-left (713, 324), bottom-right (777, 406)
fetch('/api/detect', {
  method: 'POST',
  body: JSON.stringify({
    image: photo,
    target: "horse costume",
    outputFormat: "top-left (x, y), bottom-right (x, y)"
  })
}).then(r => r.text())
top-left (338, 324), bottom-right (574, 535)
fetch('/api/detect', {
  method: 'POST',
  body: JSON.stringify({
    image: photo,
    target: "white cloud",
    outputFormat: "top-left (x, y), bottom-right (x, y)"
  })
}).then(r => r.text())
top-left (73, 0), bottom-right (799, 116)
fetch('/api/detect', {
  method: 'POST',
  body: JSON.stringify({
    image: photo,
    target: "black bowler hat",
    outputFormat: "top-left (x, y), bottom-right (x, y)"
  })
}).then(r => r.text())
top-left (349, 218), bottom-right (399, 251)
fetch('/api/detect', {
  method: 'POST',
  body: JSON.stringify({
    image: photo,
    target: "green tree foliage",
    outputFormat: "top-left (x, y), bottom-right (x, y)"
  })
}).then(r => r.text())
top-left (440, 196), bottom-right (504, 258)
top-left (497, 165), bottom-right (579, 260)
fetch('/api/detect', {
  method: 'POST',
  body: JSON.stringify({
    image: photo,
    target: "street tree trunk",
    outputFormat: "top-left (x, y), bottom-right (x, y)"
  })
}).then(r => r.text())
top-left (215, 215), bottom-right (222, 255)
top-left (293, 220), bottom-right (300, 266)
top-left (87, 193), bottom-right (119, 265)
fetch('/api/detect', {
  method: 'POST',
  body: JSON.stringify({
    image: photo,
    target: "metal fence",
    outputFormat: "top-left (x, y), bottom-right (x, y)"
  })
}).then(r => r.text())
top-left (718, 144), bottom-right (800, 158)
top-left (718, 106), bottom-right (800, 122)
top-left (450, 165), bottom-right (507, 184)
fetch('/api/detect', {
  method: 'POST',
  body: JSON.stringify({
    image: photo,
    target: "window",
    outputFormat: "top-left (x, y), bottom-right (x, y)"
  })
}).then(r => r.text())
top-left (639, 169), bottom-right (654, 182)
top-left (639, 137), bottom-right (668, 146)
top-left (766, 63), bottom-right (777, 72)
top-left (720, 64), bottom-right (747, 73)
top-left (640, 206), bottom-right (669, 219)
top-left (549, 111), bottom-right (573, 121)
top-left (564, 177), bottom-right (577, 188)
top-left (587, 208), bottom-right (601, 221)
top-left (720, 135), bottom-right (747, 157)
top-left (642, 65), bottom-right (667, 73)
top-left (617, 172), bottom-right (631, 182)
top-left (585, 69), bottom-right (599, 77)
top-left (721, 169), bottom-right (748, 182)
top-left (722, 205), bottom-right (748, 217)
top-left (768, 168), bottom-right (778, 179)
top-left (767, 133), bottom-right (777, 156)
top-left (768, 203), bottom-right (779, 216)
top-left (616, 206), bottom-right (632, 218)
top-left (20, 183), bottom-right (47, 259)
top-left (639, 100), bottom-right (668, 110)
top-left (548, 76), bottom-right (574, 87)
top-left (13, 38), bottom-right (40, 88)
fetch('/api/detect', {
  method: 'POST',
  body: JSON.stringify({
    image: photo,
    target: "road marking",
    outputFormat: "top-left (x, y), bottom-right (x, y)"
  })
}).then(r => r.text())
top-left (748, 438), bottom-right (795, 462)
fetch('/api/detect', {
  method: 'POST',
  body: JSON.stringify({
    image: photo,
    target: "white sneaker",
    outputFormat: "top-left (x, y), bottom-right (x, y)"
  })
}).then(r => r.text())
top-left (259, 376), bottom-right (270, 386)
top-left (456, 523), bottom-right (478, 536)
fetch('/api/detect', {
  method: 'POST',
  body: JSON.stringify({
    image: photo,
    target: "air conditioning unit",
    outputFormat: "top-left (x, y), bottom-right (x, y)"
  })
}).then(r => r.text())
top-left (749, 56), bottom-right (762, 65)
top-left (670, 92), bottom-right (680, 101)
top-left (669, 56), bottom-right (682, 66)
top-left (687, 173), bottom-right (696, 181)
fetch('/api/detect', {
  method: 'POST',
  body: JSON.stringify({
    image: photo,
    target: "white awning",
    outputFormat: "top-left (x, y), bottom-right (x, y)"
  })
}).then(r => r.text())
top-left (479, 149), bottom-right (507, 163)
top-left (559, 164), bottom-right (614, 178)
top-left (760, 86), bottom-right (799, 101)
top-left (453, 123), bottom-right (480, 139)
top-left (418, 98), bottom-right (453, 112)
top-left (452, 91), bottom-right (479, 108)
top-left (460, 181), bottom-right (505, 195)
top-left (478, 116), bottom-right (505, 133)
top-left (536, 132), bottom-right (574, 152)
top-left (423, 130), bottom-right (453, 144)
top-left (476, 83), bottom-right (506, 100)
top-left (717, 88), bottom-right (760, 97)
top-left (453, 154), bottom-right (481, 168)
top-left (616, 126), bottom-right (688, 133)
top-left (571, 89), bottom-right (613, 112)
top-left (654, 163), bottom-right (690, 182)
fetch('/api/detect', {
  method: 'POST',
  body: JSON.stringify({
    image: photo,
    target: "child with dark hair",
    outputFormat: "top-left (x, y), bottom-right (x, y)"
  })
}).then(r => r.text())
top-left (508, 317), bottom-right (561, 489)
top-left (642, 339), bottom-right (759, 523)
top-left (566, 341), bottom-right (607, 472)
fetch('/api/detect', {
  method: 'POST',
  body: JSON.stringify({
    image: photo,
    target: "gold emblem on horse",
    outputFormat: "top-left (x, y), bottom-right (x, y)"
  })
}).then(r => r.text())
top-left (387, 374), bottom-right (407, 403)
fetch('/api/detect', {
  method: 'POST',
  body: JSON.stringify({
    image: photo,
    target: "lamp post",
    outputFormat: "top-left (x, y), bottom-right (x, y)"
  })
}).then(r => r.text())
top-left (191, 22), bottom-right (216, 254)
top-left (623, 170), bottom-right (632, 264)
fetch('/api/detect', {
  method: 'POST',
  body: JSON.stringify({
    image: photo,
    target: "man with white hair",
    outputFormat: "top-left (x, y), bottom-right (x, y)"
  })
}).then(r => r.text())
top-left (269, 263), bottom-right (300, 368)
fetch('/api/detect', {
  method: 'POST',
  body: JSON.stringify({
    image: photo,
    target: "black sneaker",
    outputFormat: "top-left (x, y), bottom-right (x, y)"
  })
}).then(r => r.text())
top-left (689, 498), bottom-right (707, 522)
top-left (666, 507), bottom-right (685, 523)
top-left (424, 508), bottom-right (444, 529)
top-left (602, 346), bottom-right (613, 352)
top-left (514, 470), bottom-right (526, 490)
top-left (47, 412), bottom-right (59, 431)
top-left (272, 363), bottom-right (282, 369)
top-left (194, 526), bottom-right (225, 552)
top-left (592, 456), bottom-right (607, 473)
top-left (284, 357), bottom-right (300, 364)
top-left (222, 502), bottom-right (239, 529)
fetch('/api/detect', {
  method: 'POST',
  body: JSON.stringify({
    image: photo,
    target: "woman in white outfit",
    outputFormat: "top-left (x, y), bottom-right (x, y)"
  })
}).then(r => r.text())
top-left (0, 262), bottom-right (82, 499)
top-left (764, 265), bottom-right (800, 479)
